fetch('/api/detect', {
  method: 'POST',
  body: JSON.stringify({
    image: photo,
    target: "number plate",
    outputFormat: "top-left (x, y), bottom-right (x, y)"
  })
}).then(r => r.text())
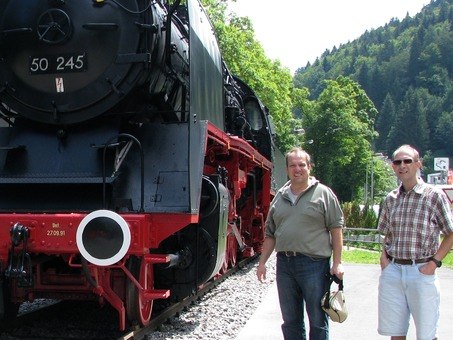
top-left (29, 53), bottom-right (87, 75)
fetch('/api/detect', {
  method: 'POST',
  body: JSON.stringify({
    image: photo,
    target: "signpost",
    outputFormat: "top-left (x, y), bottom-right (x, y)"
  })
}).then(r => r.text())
top-left (434, 157), bottom-right (449, 171)
top-left (434, 158), bottom-right (449, 184)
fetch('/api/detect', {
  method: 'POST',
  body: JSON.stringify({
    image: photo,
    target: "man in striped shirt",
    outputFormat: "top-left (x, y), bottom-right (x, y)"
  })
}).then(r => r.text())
top-left (377, 144), bottom-right (453, 340)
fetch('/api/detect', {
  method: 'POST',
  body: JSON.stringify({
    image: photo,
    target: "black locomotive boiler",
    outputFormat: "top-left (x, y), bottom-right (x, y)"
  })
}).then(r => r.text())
top-left (0, 0), bottom-right (282, 330)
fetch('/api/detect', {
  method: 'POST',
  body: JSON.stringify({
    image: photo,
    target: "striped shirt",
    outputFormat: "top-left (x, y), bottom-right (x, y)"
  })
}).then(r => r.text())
top-left (378, 181), bottom-right (453, 260)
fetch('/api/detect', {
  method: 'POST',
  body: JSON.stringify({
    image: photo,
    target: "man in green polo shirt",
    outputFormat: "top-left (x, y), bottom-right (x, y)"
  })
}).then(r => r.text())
top-left (257, 147), bottom-right (344, 340)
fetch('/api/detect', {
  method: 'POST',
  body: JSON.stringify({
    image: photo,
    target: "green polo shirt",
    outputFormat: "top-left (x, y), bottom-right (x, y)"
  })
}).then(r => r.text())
top-left (265, 177), bottom-right (344, 258)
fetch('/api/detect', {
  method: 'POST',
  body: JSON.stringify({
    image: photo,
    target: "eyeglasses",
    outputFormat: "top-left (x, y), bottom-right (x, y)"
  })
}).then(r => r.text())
top-left (392, 159), bottom-right (415, 165)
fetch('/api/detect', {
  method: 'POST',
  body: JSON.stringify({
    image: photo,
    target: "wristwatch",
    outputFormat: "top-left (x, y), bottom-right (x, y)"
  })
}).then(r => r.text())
top-left (430, 257), bottom-right (442, 268)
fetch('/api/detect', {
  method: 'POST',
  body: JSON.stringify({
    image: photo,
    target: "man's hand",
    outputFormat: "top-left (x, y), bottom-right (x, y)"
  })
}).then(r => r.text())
top-left (419, 261), bottom-right (437, 275)
top-left (380, 252), bottom-right (390, 270)
top-left (256, 263), bottom-right (267, 283)
top-left (330, 262), bottom-right (344, 280)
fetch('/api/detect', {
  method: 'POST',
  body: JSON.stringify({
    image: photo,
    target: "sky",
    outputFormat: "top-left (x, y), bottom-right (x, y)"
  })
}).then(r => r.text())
top-left (228, 0), bottom-right (431, 74)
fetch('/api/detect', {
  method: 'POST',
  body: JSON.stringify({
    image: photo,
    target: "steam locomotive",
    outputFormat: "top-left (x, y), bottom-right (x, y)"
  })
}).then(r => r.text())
top-left (0, 0), bottom-right (283, 330)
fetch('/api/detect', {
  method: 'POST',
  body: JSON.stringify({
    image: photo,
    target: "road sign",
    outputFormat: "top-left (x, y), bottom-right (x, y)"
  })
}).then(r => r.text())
top-left (434, 157), bottom-right (449, 171)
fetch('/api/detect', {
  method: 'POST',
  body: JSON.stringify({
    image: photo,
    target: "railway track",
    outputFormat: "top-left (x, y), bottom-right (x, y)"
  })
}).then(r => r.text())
top-left (0, 256), bottom-right (257, 339)
top-left (120, 255), bottom-right (257, 339)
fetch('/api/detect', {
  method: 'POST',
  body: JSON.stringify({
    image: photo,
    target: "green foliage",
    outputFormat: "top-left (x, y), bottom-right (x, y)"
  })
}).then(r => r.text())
top-left (293, 0), bottom-right (453, 167)
top-left (362, 205), bottom-right (378, 228)
top-left (435, 110), bottom-right (453, 149)
top-left (386, 87), bottom-right (430, 154)
top-left (300, 76), bottom-right (380, 201)
top-left (342, 202), bottom-right (378, 228)
top-left (375, 94), bottom-right (396, 152)
top-left (342, 202), bottom-right (362, 228)
top-left (368, 159), bottom-right (397, 202)
top-left (203, 1), bottom-right (297, 151)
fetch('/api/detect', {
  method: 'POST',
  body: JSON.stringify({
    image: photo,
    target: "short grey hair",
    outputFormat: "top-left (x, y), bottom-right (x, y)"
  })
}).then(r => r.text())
top-left (392, 144), bottom-right (420, 161)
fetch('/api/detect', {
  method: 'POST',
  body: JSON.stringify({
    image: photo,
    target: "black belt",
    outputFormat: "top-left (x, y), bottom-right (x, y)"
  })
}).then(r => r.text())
top-left (388, 256), bottom-right (431, 265)
top-left (278, 251), bottom-right (302, 257)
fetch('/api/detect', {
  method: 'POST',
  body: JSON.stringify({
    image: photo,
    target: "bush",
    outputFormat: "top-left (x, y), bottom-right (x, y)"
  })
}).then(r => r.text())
top-left (342, 201), bottom-right (378, 228)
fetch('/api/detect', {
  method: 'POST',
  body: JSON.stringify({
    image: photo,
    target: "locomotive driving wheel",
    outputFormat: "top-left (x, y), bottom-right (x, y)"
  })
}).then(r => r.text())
top-left (125, 256), bottom-right (153, 326)
top-left (220, 231), bottom-right (238, 274)
top-left (220, 253), bottom-right (229, 274)
top-left (227, 232), bottom-right (238, 268)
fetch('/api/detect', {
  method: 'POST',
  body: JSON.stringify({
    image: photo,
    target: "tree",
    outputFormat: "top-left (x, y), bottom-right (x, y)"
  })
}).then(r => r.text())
top-left (291, 87), bottom-right (315, 146)
top-left (407, 28), bottom-right (424, 85)
top-left (386, 87), bottom-right (430, 153)
top-left (375, 94), bottom-right (396, 154)
top-left (435, 110), bottom-right (453, 150)
top-left (356, 62), bottom-right (370, 92)
top-left (378, 40), bottom-right (394, 62)
top-left (301, 77), bottom-right (378, 202)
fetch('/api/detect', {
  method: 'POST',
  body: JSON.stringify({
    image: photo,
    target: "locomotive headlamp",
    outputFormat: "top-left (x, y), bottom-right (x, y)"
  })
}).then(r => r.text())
top-left (76, 210), bottom-right (131, 266)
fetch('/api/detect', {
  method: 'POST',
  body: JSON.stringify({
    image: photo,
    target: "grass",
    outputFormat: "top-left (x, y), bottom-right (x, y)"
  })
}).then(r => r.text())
top-left (343, 248), bottom-right (453, 268)
top-left (342, 249), bottom-right (380, 264)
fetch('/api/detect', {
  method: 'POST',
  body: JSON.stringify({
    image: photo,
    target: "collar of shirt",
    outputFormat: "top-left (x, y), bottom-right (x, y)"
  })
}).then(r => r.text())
top-left (281, 176), bottom-right (318, 195)
top-left (397, 178), bottom-right (425, 196)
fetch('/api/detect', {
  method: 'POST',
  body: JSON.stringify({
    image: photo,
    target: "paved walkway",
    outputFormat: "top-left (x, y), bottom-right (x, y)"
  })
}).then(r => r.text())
top-left (236, 264), bottom-right (453, 339)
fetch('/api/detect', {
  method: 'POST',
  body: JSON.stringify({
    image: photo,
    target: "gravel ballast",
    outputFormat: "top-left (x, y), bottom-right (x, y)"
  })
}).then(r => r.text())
top-left (148, 255), bottom-right (277, 339)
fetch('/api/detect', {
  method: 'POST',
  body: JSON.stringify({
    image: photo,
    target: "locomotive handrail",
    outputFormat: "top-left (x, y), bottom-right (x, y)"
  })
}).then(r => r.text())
top-left (0, 145), bottom-right (26, 150)
top-left (0, 176), bottom-right (116, 184)
top-left (165, 0), bottom-right (182, 69)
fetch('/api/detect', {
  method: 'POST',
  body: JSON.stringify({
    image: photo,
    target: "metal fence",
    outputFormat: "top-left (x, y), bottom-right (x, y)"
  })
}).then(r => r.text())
top-left (343, 227), bottom-right (382, 250)
top-left (343, 227), bottom-right (452, 252)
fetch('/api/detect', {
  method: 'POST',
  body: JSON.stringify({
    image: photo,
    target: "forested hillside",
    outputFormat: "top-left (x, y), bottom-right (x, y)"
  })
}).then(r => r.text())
top-left (293, 0), bottom-right (453, 159)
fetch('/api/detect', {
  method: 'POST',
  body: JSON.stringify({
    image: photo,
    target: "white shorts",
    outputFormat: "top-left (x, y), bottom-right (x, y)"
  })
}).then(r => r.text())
top-left (378, 262), bottom-right (439, 339)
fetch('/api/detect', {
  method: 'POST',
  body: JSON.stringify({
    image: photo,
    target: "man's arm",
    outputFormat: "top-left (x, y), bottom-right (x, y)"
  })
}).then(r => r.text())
top-left (421, 193), bottom-right (453, 274)
top-left (377, 201), bottom-right (390, 270)
top-left (330, 227), bottom-right (344, 279)
top-left (421, 232), bottom-right (453, 275)
top-left (380, 235), bottom-right (391, 269)
top-left (434, 232), bottom-right (453, 261)
top-left (256, 237), bottom-right (276, 283)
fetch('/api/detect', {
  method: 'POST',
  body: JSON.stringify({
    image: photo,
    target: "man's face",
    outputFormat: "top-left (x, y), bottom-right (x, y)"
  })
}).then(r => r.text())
top-left (391, 151), bottom-right (421, 182)
top-left (286, 152), bottom-right (311, 184)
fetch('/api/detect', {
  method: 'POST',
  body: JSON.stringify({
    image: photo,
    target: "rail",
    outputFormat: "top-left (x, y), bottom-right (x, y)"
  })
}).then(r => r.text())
top-left (343, 227), bottom-right (453, 252)
top-left (343, 227), bottom-right (382, 250)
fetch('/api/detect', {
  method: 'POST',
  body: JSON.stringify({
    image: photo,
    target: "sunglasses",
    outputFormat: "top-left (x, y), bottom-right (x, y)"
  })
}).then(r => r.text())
top-left (392, 159), bottom-right (415, 165)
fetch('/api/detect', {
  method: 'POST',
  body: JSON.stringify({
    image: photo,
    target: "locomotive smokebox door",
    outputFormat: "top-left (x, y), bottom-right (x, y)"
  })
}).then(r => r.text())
top-left (76, 210), bottom-right (131, 266)
top-left (0, 0), bottom-right (146, 124)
